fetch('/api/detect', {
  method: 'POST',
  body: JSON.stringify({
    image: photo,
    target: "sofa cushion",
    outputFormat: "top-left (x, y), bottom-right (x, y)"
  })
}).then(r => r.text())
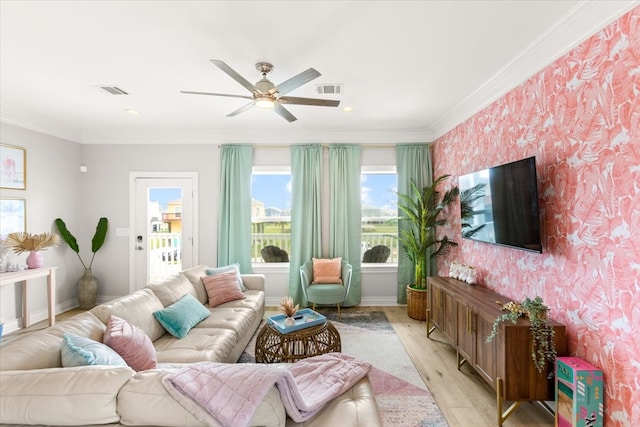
top-left (147, 273), bottom-right (198, 307)
top-left (181, 264), bottom-right (210, 304)
top-left (117, 369), bottom-right (286, 427)
top-left (0, 366), bottom-right (134, 426)
top-left (153, 328), bottom-right (239, 364)
top-left (91, 288), bottom-right (167, 342)
top-left (61, 333), bottom-right (127, 367)
top-left (153, 294), bottom-right (211, 339)
top-left (104, 315), bottom-right (157, 371)
top-left (202, 270), bottom-right (247, 307)
top-left (206, 263), bottom-right (248, 291)
top-left (0, 312), bottom-right (105, 370)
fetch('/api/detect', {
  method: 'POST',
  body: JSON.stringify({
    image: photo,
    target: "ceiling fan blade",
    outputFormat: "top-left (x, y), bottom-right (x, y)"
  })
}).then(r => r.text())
top-left (271, 68), bottom-right (321, 95)
top-left (180, 90), bottom-right (253, 100)
top-left (210, 59), bottom-right (260, 94)
top-left (227, 102), bottom-right (255, 117)
top-left (274, 103), bottom-right (297, 122)
top-left (279, 96), bottom-right (340, 107)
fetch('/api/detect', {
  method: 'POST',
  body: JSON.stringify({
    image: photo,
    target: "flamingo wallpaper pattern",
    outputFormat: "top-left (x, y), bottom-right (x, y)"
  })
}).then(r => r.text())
top-left (434, 6), bottom-right (639, 426)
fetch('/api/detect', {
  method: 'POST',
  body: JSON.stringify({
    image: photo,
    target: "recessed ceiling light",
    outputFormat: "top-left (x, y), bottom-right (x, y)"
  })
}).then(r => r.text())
top-left (342, 107), bottom-right (354, 113)
top-left (124, 109), bottom-right (139, 115)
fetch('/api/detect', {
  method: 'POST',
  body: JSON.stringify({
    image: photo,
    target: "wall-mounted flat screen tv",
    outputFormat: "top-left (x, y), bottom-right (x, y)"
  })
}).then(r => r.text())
top-left (458, 156), bottom-right (542, 253)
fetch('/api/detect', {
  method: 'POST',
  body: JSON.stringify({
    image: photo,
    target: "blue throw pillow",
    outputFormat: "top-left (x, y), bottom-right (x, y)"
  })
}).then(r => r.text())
top-left (206, 264), bottom-right (247, 291)
top-left (153, 293), bottom-right (211, 339)
top-left (61, 333), bottom-right (127, 367)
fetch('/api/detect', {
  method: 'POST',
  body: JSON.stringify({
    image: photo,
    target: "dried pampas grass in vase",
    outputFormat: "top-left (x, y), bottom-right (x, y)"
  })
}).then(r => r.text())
top-left (280, 296), bottom-right (299, 326)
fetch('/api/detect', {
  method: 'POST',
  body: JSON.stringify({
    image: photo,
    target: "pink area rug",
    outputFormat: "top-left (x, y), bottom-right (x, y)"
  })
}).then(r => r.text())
top-left (240, 310), bottom-right (449, 427)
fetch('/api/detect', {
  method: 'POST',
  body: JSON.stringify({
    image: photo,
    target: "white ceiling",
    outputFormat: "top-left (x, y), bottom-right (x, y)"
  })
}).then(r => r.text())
top-left (0, 1), bottom-right (636, 145)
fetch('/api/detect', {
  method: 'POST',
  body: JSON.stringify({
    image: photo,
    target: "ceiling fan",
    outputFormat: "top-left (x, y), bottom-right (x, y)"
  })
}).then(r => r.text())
top-left (181, 60), bottom-right (340, 122)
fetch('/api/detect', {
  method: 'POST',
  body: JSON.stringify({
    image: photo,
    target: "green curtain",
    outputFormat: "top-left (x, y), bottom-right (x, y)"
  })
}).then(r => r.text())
top-left (396, 144), bottom-right (432, 303)
top-left (288, 144), bottom-right (323, 306)
top-left (329, 144), bottom-right (362, 306)
top-left (217, 144), bottom-right (253, 273)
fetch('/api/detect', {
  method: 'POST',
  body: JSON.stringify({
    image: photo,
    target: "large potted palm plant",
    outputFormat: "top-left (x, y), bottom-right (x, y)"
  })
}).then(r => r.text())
top-left (397, 175), bottom-right (459, 320)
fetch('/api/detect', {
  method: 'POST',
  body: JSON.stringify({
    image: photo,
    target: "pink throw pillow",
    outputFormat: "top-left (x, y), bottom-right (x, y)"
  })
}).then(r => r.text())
top-left (103, 315), bottom-right (157, 371)
top-left (312, 257), bottom-right (342, 282)
top-left (202, 269), bottom-right (246, 307)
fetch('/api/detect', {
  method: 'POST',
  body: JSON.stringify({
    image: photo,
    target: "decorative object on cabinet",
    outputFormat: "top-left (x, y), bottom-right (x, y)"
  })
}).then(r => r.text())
top-left (0, 198), bottom-right (26, 236)
top-left (2, 232), bottom-right (59, 269)
top-left (396, 175), bottom-right (458, 320)
top-left (55, 217), bottom-right (108, 309)
top-left (426, 276), bottom-right (567, 426)
top-left (0, 144), bottom-right (26, 190)
top-left (449, 261), bottom-right (477, 285)
top-left (487, 296), bottom-right (557, 376)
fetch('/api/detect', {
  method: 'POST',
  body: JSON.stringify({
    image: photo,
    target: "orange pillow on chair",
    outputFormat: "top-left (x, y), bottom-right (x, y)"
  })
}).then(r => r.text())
top-left (312, 257), bottom-right (342, 284)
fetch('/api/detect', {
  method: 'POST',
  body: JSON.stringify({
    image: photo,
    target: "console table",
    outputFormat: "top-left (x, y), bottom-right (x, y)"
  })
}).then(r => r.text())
top-left (426, 276), bottom-right (567, 426)
top-left (0, 267), bottom-right (58, 328)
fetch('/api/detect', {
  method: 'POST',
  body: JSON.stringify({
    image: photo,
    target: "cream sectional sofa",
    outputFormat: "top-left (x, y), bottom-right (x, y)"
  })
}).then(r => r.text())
top-left (0, 265), bottom-right (381, 427)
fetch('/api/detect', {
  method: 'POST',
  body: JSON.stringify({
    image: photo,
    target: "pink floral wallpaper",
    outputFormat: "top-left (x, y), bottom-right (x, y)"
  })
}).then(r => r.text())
top-left (433, 6), bottom-right (640, 426)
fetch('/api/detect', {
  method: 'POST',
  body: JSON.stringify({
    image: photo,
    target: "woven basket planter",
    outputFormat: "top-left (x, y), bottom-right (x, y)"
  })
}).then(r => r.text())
top-left (406, 285), bottom-right (428, 321)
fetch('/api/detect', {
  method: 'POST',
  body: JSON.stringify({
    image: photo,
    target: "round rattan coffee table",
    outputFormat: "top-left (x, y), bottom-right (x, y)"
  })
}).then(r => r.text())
top-left (255, 321), bottom-right (341, 363)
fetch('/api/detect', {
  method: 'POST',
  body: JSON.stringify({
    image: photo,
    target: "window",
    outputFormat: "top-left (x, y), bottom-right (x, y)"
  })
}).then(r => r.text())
top-left (361, 170), bottom-right (398, 263)
top-left (251, 170), bottom-right (292, 263)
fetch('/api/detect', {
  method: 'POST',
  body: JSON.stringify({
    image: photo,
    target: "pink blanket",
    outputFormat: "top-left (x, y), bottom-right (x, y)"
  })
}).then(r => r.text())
top-left (162, 352), bottom-right (371, 427)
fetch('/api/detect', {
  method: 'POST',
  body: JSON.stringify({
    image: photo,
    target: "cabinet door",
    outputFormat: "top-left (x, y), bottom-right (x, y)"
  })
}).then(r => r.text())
top-left (427, 282), bottom-right (441, 332)
top-left (474, 310), bottom-right (497, 387)
top-left (441, 290), bottom-right (456, 343)
top-left (456, 299), bottom-right (475, 364)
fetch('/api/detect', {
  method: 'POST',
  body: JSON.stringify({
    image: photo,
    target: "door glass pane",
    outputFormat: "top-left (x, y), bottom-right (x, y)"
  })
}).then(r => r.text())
top-left (149, 187), bottom-right (183, 282)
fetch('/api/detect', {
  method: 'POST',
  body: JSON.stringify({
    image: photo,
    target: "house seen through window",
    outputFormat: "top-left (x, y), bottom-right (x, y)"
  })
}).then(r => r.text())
top-left (251, 170), bottom-right (398, 264)
top-left (361, 172), bottom-right (398, 263)
top-left (252, 173), bottom-right (292, 263)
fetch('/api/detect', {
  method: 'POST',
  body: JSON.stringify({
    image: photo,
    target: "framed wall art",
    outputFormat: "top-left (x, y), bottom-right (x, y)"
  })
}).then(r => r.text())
top-left (1, 144), bottom-right (27, 190)
top-left (0, 198), bottom-right (26, 237)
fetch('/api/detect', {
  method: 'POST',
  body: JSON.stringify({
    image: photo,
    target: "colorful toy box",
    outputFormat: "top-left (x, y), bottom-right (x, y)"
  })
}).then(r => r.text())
top-left (556, 357), bottom-right (604, 427)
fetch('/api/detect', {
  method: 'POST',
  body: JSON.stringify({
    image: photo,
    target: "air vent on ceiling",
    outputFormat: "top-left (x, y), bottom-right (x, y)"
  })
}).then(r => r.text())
top-left (315, 84), bottom-right (342, 95)
top-left (99, 86), bottom-right (129, 95)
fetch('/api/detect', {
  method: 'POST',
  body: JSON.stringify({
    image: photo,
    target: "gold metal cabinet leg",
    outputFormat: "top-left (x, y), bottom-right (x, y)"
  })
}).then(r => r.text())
top-left (496, 377), bottom-right (522, 427)
top-left (426, 308), bottom-right (436, 337)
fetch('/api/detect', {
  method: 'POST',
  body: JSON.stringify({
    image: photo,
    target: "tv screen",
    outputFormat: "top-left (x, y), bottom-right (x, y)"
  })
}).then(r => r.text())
top-left (458, 156), bottom-right (542, 253)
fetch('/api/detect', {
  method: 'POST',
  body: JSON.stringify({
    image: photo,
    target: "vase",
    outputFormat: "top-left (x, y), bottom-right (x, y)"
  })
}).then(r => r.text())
top-left (26, 251), bottom-right (43, 269)
top-left (284, 316), bottom-right (296, 327)
top-left (78, 268), bottom-right (98, 309)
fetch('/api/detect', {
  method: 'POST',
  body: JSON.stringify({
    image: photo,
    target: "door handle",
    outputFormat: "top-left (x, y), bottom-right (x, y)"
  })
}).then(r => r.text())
top-left (136, 246), bottom-right (144, 251)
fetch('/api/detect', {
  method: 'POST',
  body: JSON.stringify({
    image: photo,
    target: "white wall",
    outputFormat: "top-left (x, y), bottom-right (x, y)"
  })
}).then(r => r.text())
top-left (1, 123), bottom-right (83, 332)
top-left (1, 130), bottom-right (403, 333)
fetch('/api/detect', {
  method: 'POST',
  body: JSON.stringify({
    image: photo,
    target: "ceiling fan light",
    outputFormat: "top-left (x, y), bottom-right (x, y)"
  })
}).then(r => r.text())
top-left (255, 97), bottom-right (275, 109)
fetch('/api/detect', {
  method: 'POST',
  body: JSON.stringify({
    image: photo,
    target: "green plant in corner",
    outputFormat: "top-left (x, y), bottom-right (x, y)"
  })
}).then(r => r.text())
top-left (396, 174), bottom-right (459, 290)
top-left (486, 296), bottom-right (557, 376)
top-left (55, 217), bottom-right (108, 268)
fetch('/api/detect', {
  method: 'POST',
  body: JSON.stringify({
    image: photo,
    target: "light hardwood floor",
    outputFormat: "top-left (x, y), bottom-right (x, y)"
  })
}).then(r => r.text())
top-left (3, 306), bottom-right (555, 427)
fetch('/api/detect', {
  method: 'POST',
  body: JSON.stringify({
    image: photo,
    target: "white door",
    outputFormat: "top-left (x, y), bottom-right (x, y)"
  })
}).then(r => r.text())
top-left (130, 173), bottom-right (198, 291)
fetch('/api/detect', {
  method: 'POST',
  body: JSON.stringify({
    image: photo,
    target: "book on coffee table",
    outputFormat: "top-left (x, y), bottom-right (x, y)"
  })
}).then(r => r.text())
top-left (268, 308), bottom-right (326, 334)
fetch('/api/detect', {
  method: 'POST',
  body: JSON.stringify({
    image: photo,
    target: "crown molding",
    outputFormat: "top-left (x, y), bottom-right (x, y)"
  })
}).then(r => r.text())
top-left (430, 0), bottom-right (639, 140)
